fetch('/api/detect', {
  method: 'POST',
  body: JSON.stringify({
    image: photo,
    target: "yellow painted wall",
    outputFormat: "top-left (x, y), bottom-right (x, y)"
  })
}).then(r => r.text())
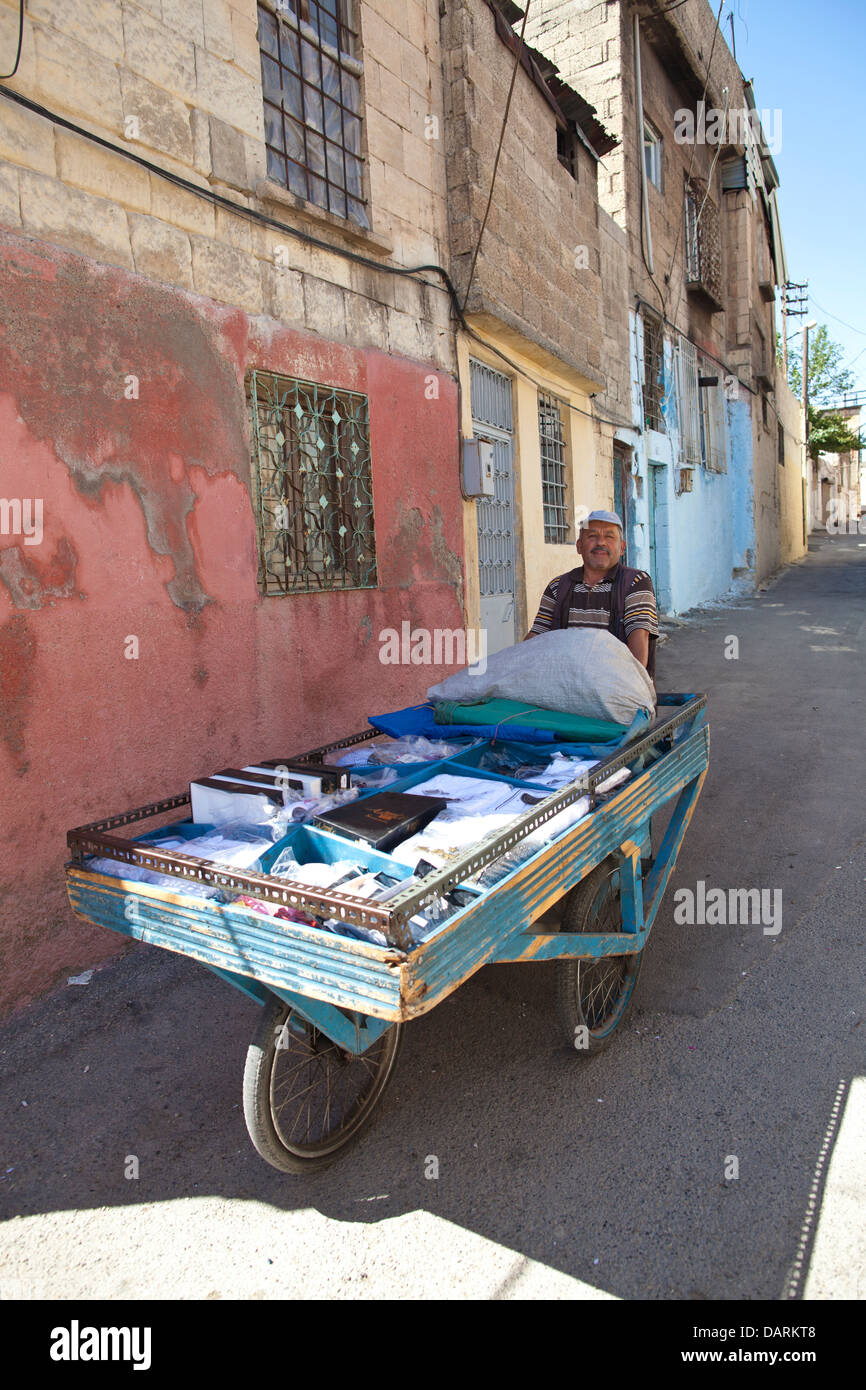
top-left (457, 324), bottom-right (603, 641)
top-left (778, 380), bottom-right (808, 566)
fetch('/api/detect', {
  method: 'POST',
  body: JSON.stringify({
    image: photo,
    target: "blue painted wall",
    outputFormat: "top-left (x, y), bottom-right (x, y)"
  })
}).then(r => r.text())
top-left (626, 313), bottom-right (756, 616)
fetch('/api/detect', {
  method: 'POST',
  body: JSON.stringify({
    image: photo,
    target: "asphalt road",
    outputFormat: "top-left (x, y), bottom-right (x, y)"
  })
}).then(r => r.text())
top-left (1, 531), bottom-right (864, 1301)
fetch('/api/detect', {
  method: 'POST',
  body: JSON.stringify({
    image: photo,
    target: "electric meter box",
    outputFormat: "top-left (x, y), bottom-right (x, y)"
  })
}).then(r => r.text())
top-left (461, 438), bottom-right (496, 497)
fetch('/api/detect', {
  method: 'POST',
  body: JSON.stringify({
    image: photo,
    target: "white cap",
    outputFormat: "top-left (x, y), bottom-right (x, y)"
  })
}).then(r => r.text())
top-left (582, 509), bottom-right (624, 529)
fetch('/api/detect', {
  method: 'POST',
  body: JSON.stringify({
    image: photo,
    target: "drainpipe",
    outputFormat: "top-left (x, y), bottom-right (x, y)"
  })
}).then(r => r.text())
top-left (634, 13), bottom-right (654, 274)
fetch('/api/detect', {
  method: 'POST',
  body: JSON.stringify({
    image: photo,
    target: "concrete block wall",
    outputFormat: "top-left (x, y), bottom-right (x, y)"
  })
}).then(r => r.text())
top-left (0, 0), bottom-right (455, 371)
top-left (440, 0), bottom-right (605, 386)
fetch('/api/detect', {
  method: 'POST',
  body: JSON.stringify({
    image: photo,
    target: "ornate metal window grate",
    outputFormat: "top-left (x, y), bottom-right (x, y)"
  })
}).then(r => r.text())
top-left (257, 0), bottom-right (368, 229)
top-left (684, 176), bottom-right (723, 308)
top-left (642, 309), bottom-right (666, 434)
top-left (248, 369), bottom-right (377, 595)
top-left (538, 391), bottom-right (570, 544)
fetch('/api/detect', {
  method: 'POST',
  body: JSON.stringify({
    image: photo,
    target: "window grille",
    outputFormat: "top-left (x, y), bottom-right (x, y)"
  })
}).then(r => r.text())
top-left (248, 369), bottom-right (377, 594)
top-left (642, 310), bottom-right (666, 433)
top-left (258, 0), bottom-right (368, 229)
top-left (684, 176), bottom-right (723, 308)
top-left (676, 335), bottom-right (702, 466)
top-left (538, 392), bottom-right (570, 543)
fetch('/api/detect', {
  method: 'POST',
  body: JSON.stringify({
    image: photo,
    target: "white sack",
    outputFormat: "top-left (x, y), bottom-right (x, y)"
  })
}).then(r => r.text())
top-left (426, 627), bottom-right (656, 725)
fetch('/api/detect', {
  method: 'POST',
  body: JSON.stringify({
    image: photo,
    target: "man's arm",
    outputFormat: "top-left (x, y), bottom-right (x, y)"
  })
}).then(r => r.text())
top-left (626, 628), bottom-right (649, 668)
top-left (525, 579), bottom-right (558, 642)
top-left (623, 573), bottom-right (658, 672)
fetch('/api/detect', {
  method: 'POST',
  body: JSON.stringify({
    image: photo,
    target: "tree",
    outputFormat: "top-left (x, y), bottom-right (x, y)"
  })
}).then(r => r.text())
top-left (778, 324), bottom-right (863, 461)
top-left (784, 324), bottom-right (855, 404)
top-left (805, 404), bottom-right (863, 463)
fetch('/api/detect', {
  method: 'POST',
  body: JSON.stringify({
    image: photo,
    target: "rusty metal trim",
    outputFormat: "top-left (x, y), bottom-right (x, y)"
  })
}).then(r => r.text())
top-left (65, 695), bottom-right (708, 954)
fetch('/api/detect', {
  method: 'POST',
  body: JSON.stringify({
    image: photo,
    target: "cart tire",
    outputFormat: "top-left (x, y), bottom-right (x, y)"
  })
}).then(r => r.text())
top-left (242, 993), bottom-right (403, 1174)
top-left (555, 858), bottom-right (643, 1054)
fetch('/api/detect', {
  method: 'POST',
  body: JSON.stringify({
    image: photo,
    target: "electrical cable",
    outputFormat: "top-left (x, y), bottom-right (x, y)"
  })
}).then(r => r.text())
top-left (808, 295), bottom-right (866, 339)
top-left (694, 83), bottom-right (729, 231)
top-left (0, 0), bottom-right (23, 80)
top-left (661, 0), bottom-right (726, 318)
top-left (460, 0), bottom-right (530, 313)
top-left (463, 322), bottom-right (637, 431)
top-left (0, 80), bottom-right (634, 435)
top-left (0, 83), bottom-right (469, 326)
top-left (634, 293), bottom-right (754, 394)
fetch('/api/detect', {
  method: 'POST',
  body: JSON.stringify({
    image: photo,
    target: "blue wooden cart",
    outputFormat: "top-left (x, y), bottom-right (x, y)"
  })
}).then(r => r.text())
top-left (65, 692), bottom-right (708, 1173)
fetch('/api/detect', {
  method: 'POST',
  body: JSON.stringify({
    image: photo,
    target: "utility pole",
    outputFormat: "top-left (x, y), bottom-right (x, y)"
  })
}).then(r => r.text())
top-left (782, 281), bottom-right (808, 380)
top-left (803, 319), bottom-right (817, 532)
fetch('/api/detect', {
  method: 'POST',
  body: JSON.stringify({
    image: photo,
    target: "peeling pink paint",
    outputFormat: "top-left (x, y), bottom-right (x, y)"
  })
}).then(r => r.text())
top-left (0, 227), bottom-right (465, 1015)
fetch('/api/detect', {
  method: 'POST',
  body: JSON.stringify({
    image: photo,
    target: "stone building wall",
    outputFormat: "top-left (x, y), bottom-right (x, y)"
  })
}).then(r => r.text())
top-left (0, 0), bottom-right (455, 368)
top-left (441, 0), bottom-right (605, 386)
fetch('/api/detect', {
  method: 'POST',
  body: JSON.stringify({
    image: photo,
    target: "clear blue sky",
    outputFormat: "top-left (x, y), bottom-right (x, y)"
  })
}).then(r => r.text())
top-left (727, 0), bottom-right (866, 397)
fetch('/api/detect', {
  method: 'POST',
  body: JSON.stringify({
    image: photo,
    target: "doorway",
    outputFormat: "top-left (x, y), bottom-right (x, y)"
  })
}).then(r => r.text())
top-left (469, 358), bottom-right (517, 655)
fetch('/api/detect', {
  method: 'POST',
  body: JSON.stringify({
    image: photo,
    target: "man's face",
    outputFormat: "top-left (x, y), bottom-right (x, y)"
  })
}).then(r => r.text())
top-left (577, 521), bottom-right (625, 570)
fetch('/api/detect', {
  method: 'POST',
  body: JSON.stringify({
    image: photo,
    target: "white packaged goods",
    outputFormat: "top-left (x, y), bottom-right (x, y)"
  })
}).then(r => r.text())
top-left (426, 628), bottom-right (656, 725)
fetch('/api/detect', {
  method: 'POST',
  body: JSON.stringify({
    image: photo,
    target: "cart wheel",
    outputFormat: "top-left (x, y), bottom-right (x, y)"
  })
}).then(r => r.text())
top-left (243, 993), bottom-right (403, 1174)
top-left (555, 858), bottom-right (643, 1054)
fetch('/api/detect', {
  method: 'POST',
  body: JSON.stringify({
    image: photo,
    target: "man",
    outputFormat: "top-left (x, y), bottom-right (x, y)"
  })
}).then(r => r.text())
top-left (526, 510), bottom-right (658, 678)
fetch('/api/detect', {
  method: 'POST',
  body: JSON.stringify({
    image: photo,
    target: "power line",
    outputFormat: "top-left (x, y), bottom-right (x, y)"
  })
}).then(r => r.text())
top-left (460, 0), bottom-right (531, 313)
top-left (662, 0), bottom-right (726, 319)
top-left (0, 0), bottom-right (23, 80)
top-left (464, 323), bottom-right (636, 431)
top-left (0, 84), bottom-right (466, 321)
top-left (809, 295), bottom-right (866, 340)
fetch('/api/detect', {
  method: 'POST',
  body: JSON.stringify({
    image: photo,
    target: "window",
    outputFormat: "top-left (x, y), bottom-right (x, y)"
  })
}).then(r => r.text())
top-left (557, 126), bottom-right (578, 180)
top-left (257, 0), bottom-right (368, 229)
top-left (643, 120), bottom-right (662, 189)
top-left (676, 335), bottom-right (702, 466)
top-left (778, 421), bottom-right (785, 465)
top-left (248, 368), bottom-right (376, 594)
top-left (698, 353), bottom-right (727, 473)
top-left (538, 392), bottom-right (570, 543)
top-left (642, 309), bottom-right (666, 433)
top-left (684, 176), bottom-right (723, 309)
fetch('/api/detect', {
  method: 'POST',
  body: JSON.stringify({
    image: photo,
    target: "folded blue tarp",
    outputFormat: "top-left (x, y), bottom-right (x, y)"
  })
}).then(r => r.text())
top-left (368, 701), bottom-right (652, 758)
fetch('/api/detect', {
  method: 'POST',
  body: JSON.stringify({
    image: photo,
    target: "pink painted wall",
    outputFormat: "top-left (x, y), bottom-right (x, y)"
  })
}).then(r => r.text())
top-left (0, 228), bottom-right (464, 1016)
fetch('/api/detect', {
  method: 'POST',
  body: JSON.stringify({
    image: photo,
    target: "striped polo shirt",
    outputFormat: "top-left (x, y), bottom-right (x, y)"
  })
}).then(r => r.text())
top-left (530, 564), bottom-right (659, 639)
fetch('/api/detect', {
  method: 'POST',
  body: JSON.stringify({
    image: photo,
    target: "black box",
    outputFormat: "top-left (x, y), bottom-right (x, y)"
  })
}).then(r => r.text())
top-left (251, 760), bottom-right (350, 794)
top-left (313, 792), bottom-right (447, 853)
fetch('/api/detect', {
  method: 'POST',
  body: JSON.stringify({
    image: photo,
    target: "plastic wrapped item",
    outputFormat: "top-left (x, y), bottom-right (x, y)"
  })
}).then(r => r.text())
top-left (279, 785), bottom-right (360, 828)
top-left (267, 848), bottom-right (362, 888)
top-left (84, 856), bottom-right (221, 899)
top-left (236, 896), bottom-right (316, 926)
top-left (475, 747), bottom-right (545, 780)
top-left (339, 734), bottom-right (474, 767)
top-left (470, 842), bottom-right (537, 891)
top-left (349, 766), bottom-right (400, 789)
top-left (146, 827), bottom-right (273, 871)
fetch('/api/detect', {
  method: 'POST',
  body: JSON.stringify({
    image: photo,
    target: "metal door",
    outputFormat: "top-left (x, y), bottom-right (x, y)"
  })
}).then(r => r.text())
top-left (648, 463), bottom-right (663, 595)
top-left (613, 443), bottom-right (631, 563)
top-left (470, 359), bottom-right (516, 654)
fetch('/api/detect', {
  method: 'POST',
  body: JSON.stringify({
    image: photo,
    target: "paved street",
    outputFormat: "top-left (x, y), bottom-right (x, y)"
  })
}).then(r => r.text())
top-left (1, 532), bottom-right (864, 1301)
